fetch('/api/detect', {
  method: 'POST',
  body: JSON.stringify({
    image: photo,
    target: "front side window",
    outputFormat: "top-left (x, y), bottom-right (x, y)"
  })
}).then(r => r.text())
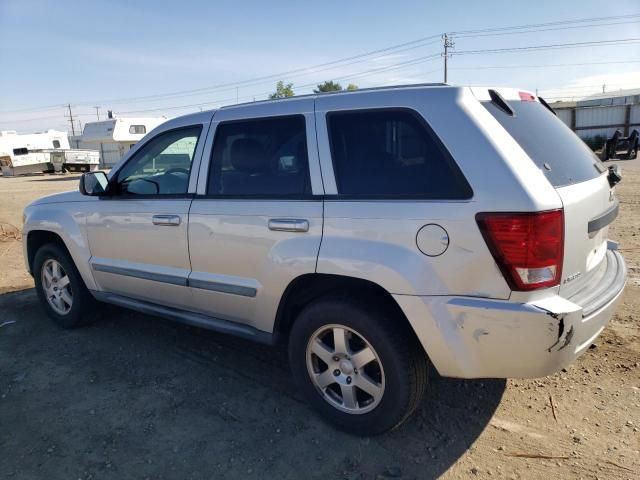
top-left (207, 115), bottom-right (311, 196)
top-left (327, 109), bottom-right (472, 198)
top-left (116, 126), bottom-right (201, 195)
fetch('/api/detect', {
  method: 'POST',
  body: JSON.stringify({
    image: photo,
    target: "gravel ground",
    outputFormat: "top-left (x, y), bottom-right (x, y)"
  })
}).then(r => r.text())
top-left (0, 164), bottom-right (638, 480)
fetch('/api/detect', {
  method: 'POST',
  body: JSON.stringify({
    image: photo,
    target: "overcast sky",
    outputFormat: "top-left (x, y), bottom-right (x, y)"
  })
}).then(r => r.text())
top-left (1, 0), bottom-right (639, 133)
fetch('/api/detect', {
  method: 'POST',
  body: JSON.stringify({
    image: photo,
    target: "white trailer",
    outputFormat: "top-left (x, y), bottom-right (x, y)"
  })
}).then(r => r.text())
top-left (74, 116), bottom-right (167, 167)
top-left (48, 149), bottom-right (100, 173)
top-left (0, 130), bottom-right (69, 176)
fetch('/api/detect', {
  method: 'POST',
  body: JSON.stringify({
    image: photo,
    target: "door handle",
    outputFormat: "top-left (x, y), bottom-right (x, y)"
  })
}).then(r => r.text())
top-left (268, 218), bottom-right (309, 232)
top-left (152, 215), bottom-right (181, 226)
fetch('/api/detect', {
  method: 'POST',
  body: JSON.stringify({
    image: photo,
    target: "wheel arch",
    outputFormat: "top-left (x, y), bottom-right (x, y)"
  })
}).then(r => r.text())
top-left (273, 273), bottom-right (422, 349)
top-left (23, 203), bottom-right (97, 291)
top-left (26, 230), bottom-right (69, 274)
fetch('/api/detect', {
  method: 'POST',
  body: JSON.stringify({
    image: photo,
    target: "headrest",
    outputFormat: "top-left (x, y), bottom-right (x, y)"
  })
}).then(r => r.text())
top-left (230, 138), bottom-right (269, 174)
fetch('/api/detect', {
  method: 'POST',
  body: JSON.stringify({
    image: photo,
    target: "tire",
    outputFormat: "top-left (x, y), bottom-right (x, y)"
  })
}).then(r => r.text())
top-left (288, 295), bottom-right (428, 435)
top-left (33, 243), bottom-right (97, 329)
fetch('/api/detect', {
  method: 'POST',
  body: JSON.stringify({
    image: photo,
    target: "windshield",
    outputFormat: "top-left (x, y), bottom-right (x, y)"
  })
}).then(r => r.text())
top-left (482, 99), bottom-right (603, 187)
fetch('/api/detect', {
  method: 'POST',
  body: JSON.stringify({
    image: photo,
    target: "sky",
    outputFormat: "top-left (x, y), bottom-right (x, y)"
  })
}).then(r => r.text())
top-left (0, 0), bottom-right (639, 133)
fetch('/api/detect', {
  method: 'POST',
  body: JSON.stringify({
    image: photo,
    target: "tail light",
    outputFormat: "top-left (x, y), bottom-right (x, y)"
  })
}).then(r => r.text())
top-left (519, 91), bottom-right (536, 102)
top-left (476, 210), bottom-right (564, 291)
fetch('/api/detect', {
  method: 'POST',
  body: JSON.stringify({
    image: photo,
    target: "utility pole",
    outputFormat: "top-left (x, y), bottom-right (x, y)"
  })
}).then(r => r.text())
top-left (442, 33), bottom-right (454, 83)
top-left (94, 106), bottom-right (101, 120)
top-left (66, 104), bottom-right (76, 136)
top-left (602, 84), bottom-right (606, 94)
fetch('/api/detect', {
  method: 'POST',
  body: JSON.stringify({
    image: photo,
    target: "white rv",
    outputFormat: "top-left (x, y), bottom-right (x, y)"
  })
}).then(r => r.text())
top-left (0, 130), bottom-right (68, 175)
top-left (73, 116), bottom-right (167, 167)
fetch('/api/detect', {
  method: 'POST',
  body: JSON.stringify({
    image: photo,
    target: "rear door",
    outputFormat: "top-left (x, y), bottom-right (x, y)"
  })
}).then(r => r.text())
top-left (480, 89), bottom-right (615, 297)
top-left (188, 99), bottom-right (324, 332)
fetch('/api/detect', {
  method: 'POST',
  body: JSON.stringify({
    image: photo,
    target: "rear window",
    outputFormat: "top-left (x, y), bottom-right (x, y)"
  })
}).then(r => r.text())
top-left (482, 99), bottom-right (602, 187)
top-left (327, 109), bottom-right (472, 198)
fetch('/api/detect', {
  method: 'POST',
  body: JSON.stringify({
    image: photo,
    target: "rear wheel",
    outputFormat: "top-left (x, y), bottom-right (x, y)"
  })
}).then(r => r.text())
top-left (33, 243), bottom-right (97, 328)
top-left (288, 296), bottom-right (428, 435)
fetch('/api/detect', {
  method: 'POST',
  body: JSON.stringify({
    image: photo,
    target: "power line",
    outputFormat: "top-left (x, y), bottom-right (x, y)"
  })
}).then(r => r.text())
top-left (451, 60), bottom-right (640, 70)
top-left (64, 40), bottom-right (442, 108)
top-left (93, 39), bottom-right (640, 116)
top-left (0, 112), bottom-right (97, 124)
top-left (117, 55), bottom-right (443, 115)
top-left (453, 37), bottom-right (640, 56)
top-left (453, 19), bottom-right (640, 39)
top-left (3, 12), bottom-right (640, 121)
top-left (6, 11), bottom-right (639, 115)
top-left (538, 83), bottom-right (631, 91)
top-left (449, 13), bottom-right (640, 35)
top-left (0, 38), bottom-right (441, 115)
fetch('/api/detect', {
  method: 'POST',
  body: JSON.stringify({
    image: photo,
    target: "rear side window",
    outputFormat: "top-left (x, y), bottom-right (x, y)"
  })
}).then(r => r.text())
top-left (208, 115), bottom-right (311, 196)
top-left (482, 100), bottom-right (602, 187)
top-left (327, 109), bottom-right (472, 198)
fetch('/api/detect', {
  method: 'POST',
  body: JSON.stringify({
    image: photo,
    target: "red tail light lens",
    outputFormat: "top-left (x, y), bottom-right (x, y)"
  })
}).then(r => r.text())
top-left (519, 91), bottom-right (536, 102)
top-left (476, 210), bottom-right (564, 291)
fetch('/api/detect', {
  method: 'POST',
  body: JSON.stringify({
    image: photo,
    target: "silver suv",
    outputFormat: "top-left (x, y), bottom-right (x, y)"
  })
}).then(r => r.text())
top-left (23, 85), bottom-right (627, 435)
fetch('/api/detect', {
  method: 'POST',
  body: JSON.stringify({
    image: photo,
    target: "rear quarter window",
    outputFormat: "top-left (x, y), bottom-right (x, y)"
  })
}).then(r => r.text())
top-left (327, 109), bottom-right (472, 198)
top-left (482, 100), bottom-right (603, 187)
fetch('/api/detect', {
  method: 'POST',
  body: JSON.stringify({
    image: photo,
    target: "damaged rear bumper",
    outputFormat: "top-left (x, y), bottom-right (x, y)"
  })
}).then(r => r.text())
top-left (393, 249), bottom-right (627, 379)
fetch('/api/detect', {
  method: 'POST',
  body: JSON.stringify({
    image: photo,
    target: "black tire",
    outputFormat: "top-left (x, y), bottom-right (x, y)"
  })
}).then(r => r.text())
top-left (288, 295), bottom-right (428, 435)
top-left (33, 243), bottom-right (97, 328)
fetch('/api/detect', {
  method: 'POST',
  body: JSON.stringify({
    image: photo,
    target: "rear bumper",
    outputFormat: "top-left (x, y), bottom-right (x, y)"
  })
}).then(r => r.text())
top-left (394, 249), bottom-right (627, 379)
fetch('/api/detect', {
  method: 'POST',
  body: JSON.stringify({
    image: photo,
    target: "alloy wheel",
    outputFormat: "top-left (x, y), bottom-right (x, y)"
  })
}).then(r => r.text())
top-left (306, 324), bottom-right (385, 414)
top-left (41, 258), bottom-right (73, 315)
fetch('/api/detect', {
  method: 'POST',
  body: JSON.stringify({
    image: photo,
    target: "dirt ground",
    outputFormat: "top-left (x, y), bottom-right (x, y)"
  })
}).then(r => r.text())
top-left (0, 165), bottom-right (638, 480)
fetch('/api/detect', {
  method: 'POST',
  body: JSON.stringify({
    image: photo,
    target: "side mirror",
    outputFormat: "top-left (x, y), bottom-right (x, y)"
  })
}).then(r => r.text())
top-left (79, 171), bottom-right (110, 196)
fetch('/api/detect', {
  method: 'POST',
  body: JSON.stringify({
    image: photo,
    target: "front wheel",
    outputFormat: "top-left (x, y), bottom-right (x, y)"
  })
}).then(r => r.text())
top-left (33, 243), bottom-right (97, 328)
top-left (288, 296), bottom-right (428, 435)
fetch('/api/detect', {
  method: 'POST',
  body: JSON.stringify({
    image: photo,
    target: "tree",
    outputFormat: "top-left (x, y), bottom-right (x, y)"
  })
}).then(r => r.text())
top-left (269, 81), bottom-right (295, 99)
top-left (313, 81), bottom-right (359, 93)
top-left (314, 80), bottom-right (343, 93)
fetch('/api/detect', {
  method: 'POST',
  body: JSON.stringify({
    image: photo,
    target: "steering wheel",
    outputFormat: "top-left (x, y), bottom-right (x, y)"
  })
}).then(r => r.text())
top-left (164, 167), bottom-right (190, 176)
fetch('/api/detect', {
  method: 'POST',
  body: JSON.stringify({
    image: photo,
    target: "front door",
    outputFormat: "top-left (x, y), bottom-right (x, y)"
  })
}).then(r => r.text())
top-left (188, 100), bottom-right (324, 332)
top-left (87, 122), bottom-right (208, 309)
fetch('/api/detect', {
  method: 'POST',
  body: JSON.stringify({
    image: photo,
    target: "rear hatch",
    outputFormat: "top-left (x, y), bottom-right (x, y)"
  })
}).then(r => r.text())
top-left (478, 88), bottom-right (616, 298)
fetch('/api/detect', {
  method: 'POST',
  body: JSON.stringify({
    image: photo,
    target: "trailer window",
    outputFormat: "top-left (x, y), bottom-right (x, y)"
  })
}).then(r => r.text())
top-left (52, 140), bottom-right (61, 148)
top-left (129, 125), bottom-right (147, 134)
top-left (12, 148), bottom-right (28, 156)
